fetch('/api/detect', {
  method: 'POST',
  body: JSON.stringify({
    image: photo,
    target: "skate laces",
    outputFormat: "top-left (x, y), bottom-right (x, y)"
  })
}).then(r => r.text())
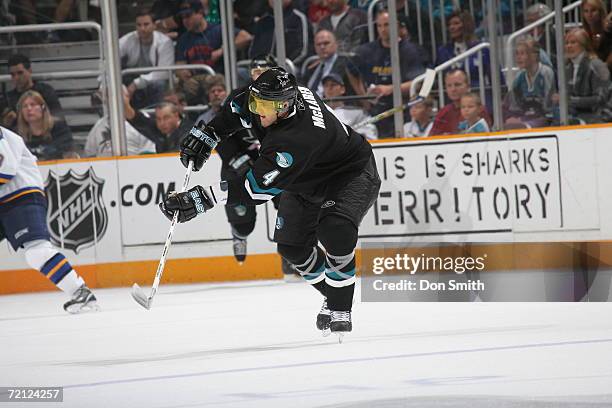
top-left (331, 311), bottom-right (350, 322)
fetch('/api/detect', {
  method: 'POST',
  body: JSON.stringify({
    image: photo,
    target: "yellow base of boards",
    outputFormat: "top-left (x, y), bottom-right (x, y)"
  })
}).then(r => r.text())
top-left (2, 243), bottom-right (612, 295)
top-left (0, 253), bottom-right (284, 295)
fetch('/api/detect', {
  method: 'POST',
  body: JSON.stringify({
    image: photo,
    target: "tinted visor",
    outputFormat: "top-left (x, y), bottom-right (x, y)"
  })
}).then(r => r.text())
top-left (248, 93), bottom-right (285, 116)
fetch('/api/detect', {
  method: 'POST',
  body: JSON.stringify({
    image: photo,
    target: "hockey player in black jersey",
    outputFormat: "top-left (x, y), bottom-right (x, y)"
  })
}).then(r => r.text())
top-left (159, 67), bottom-right (381, 335)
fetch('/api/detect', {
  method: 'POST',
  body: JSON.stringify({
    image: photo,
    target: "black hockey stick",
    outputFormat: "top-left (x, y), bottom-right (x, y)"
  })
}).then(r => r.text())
top-left (131, 161), bottom-right (194, 310)
top-left (353, 68), bottom-right (436, 129)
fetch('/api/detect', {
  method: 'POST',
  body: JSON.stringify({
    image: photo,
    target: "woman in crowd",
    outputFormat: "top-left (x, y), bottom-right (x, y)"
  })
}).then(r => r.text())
top-left (581, 0), bottom-right (612, 74)
top-left (16, 90), bottom-right (74, 160)
top-left (554, 28), bottom-right (610, 124)
top-left (435, 9), bottom-right (491, 94)
top-left (503, 36), bottom-right (556, 129)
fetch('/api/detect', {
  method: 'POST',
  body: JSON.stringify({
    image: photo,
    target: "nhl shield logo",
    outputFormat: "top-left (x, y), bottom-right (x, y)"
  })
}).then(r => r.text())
top-left (44, 167), bottom-right (108, 253)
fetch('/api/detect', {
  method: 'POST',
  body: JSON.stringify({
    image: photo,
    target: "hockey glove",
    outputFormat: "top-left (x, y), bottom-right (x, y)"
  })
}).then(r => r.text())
top-left (159, 185), bottom-right (215, 223)
top-left (180, 121), bottom-right (220, 171)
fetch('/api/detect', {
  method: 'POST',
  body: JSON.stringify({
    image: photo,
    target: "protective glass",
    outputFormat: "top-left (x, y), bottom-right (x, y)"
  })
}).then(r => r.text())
top-left (248, 93), bottom-right (285, 116)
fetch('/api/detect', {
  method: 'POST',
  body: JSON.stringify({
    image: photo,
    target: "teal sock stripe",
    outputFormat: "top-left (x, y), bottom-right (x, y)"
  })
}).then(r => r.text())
top-left (325, 268), bottom-right (356, 282)
top-left (303, 264), bottom-right (325, 281)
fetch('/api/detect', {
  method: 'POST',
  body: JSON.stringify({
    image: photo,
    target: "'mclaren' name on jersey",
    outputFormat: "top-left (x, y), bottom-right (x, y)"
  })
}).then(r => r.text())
top-left (298, 86), bottom-right (326, 130)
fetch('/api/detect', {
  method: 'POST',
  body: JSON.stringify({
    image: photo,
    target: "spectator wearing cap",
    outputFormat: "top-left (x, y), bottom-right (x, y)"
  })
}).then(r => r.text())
top-left (2, 54), bottom-right (63, 131)
top-left (151, 0), bottom-right (184, 40)
top-left (119, 9), bottom-right (175, 110)
top-left (354, 9), bottom-right (426, 138)
top-left (317, 0), bottom-right (367, 53)
top-left (323, 73), bottom-right (378, 140)
top-left (403, 98), bottom-right (434, 137)
top-left (248, 0), bottom-right (314, 64)
top-left (398, 15), bottom-right (431, 68)
top-left (175, 0), bottom-right (252, 75)
top-left (303, 29), bottom-right (365, 98)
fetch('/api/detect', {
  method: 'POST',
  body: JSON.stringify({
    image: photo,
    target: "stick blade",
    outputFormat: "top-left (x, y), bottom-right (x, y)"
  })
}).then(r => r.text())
top-left (418, 69), bottom-right (436, 98)
top-left (131, 283), bottom-right (151, 310)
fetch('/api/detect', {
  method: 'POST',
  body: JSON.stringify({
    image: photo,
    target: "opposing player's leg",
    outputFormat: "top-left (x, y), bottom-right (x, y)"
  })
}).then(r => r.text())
top-left (225, 203), bottom-right (256, 263)
top-left (23, 240), bottom-right (97, 313)
top-left (221, 160), bottom-right (258, 263)
top-left (1, 202), bottom-right (98, 313)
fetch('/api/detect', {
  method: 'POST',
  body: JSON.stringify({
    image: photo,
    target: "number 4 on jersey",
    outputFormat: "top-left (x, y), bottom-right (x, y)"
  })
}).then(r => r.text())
top-left (262, 169), bottom-right (280, 186)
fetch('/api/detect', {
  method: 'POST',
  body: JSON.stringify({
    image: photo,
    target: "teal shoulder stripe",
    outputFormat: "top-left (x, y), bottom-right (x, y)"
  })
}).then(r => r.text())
top-left (230, 100), bottom-right (241, 113)
top-left (246, 170), bottom-right (283, 195)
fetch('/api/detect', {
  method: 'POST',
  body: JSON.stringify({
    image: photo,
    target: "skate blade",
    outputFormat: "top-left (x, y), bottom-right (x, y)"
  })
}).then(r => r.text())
top-left (321, 328), bottom-right (331, 337)
top-left (66, 301), bottom-right (100, 314)
top-left (336, 333), bottom-right (344, 344)
top-left (131, 283), bottom-right (151, 309)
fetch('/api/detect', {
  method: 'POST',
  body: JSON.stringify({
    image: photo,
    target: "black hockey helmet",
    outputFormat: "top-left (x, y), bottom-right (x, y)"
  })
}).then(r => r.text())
top-left (248, 67), bottom-right (297, 117)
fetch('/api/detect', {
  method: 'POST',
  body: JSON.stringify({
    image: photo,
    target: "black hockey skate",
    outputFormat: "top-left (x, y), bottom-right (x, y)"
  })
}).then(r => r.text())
top-left (63, 284), bottom-right (99, 314)
top-left (233, 237), bottom-right (247, 264)
top-left (330, 311), bottom-right (352, 343)
top-left (317, 298), bottom-right (331, 336)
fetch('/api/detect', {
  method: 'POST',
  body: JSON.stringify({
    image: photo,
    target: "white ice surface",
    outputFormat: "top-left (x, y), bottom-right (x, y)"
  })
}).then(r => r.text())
top-left (1, 280), bottom-right (611, 408)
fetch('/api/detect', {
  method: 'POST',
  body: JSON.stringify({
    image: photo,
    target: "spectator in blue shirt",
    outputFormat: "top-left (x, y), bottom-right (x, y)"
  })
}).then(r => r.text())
top-left (435, 10), bottom-right (491, 102)
top-left (355, 9), bottom-right (426, 138)
top-left (248, 0), bottom-right (314, 64)
top-left (175, 0), bottom-right (252, 83)
top-left (458, 93), bottom-right (490, 134)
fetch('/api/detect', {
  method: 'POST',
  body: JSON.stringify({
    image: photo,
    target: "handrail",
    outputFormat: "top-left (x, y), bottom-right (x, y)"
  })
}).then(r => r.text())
top-left (505, 0), bottom-right (581, 84)
top-left (410, 42), bottom-right (491, 98)
top-left (122, 65), bottom-right (216, 91)
top-left (0, 22), bottom-right (103, 67)
top-left (141, 104), bottom-right (209, 115)
top-left (0, 21), bottom-right (124, 151)
top-left (0, 21), bottom-right (101, 34)
top-left (0, 70), bottom-right (101, 82)
top-left (122, 64), bottom-right (216, 76)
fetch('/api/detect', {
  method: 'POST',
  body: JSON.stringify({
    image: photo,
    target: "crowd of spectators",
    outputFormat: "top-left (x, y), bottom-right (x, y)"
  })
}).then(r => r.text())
top-left (1, 0), bottom-right (612, 159)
